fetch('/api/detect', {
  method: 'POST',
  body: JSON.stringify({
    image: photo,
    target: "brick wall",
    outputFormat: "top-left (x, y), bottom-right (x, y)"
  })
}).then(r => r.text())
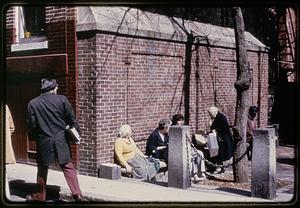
top-left (5, 7), bottom-right (15, 51)
top-left (77, 35), bottom-right (98, 175)
top-left (77, 32), bottom-right (269, 176)
top-left (5, 6), bottom-right (79, 166)
top-left (6, 6), bottom-right (269, 176)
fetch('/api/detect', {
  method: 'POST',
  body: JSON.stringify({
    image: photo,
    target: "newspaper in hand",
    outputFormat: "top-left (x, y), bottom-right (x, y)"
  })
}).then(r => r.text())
top-left (194, 134), bottom-right (207, 146)
top-left (65, 125), bottom-right (81, 144)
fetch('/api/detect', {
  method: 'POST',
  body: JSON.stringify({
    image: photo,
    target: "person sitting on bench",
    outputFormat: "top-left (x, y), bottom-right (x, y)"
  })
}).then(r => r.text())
top-left (172, 114), bottom-right (206, 182)
top-left (146, 119), bottom-right (172, 165)
top-left (114, 124), bottom-right (160, 180)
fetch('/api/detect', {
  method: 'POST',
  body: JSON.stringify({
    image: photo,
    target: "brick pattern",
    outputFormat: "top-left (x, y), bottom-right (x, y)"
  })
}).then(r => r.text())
top-left (5, 6), bottom-right (15, 52)
top-left (45, 6), bottom-right (76, 23)
top-left (77, 35), bottom-right (98, 175)
top-left (78, 33), bottom-right (269, 176)
top-left (6, 6), bottom-right (269, 177)
top-left (5, 6), bottom-right (79, 166)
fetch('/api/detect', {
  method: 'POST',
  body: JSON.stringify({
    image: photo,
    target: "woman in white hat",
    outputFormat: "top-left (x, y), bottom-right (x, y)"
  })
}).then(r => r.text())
top-left (114, 124), bottom-right (160, 180)
top-left (207, 107), bottom-right (234, 173)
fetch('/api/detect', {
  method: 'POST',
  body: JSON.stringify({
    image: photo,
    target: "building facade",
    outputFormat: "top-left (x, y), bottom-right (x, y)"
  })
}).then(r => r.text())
top-left (5, 6), bottom-right (269, 176)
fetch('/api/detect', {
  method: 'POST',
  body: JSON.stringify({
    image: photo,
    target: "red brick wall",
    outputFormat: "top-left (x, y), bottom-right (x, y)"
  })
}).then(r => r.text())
top-left (6, 6), bottom-right (269, 177)
top-left (5, 6), bottom-right (79, 166)
top-left (77, 35), bottom-right (98, 175)
top-left (45, 6), bottom-right (76, 23)
top-left (5, 7), bottom-right (15, 52)
top-left (78, 33), bottom-right (269, 176)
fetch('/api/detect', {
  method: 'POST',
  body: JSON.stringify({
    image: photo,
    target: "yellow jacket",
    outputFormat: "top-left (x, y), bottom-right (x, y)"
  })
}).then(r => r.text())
top-left (114, 137), bottom-right (144, 167)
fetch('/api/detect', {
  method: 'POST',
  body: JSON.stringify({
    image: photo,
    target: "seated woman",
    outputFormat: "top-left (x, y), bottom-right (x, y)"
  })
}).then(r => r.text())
top-left (172, 114), bottom-right (206, 182)
top-left (114, 124), bottom-right (160, 180)
top-left (146, 119), bottom-right (172, 165)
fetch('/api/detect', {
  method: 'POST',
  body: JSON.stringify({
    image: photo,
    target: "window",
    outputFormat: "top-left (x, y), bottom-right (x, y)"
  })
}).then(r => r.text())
top-left (14, 6), bottom-right (46, 43)
top-left (23, 6), bottom-right (46, 37)
top-left (12, 6), bottom-right (47, 51)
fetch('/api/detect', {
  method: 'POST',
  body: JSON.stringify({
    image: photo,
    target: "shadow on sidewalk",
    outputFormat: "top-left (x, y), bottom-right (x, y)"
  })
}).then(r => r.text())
top-left (143, 180), bottom-right (168, 187)
top-left (216, 187), bottom-right (251, 197)
top-left (9, 179), bottom-right (61, 202)
top-left (206, 174), bottom-right (233, 182)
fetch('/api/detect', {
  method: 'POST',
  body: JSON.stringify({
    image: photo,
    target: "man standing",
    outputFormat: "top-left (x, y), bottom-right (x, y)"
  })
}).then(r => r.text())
top-left (27, 78), bottom-right (83, 202)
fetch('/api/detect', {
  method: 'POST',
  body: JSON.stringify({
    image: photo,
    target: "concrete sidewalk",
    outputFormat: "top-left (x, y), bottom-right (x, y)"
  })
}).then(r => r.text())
top-left (5, 165), bottom-right (292, 204)
top-left (4, 145), bottom-right (295, 204)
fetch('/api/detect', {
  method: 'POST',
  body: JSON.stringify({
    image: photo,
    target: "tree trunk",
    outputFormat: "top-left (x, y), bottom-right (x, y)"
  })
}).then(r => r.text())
top-left (232, 7), bottom-right (251, 183)
top-left (184, 34), bottom-right (193, 125)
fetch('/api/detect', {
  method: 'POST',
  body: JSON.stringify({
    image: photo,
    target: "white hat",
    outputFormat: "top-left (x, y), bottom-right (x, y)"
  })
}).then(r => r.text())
top-left (118, 124), bottom-right (132, 138)
top-left (208, 106), bottom-right (219, 118)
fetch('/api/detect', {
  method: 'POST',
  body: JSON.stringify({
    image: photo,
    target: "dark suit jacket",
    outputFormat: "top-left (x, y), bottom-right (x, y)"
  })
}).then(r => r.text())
top-left (211, 112), bottom-right (234, 161)
top-left (146, 129), bottom-right (169, 163)
top-left (27, 92), bottom-right (80, 166)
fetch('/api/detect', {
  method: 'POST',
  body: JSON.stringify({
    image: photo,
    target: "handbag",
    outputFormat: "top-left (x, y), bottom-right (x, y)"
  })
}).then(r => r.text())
top-left (207, 131), bottom-right (219, 157)
top-left (65, 125), bottom-right (81, 144)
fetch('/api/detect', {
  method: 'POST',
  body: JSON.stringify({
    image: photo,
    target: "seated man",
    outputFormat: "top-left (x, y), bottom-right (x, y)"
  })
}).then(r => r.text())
top-left (172, 114), bottom-right (206, 182)
top-left (146, 119), bottom-right (172, 165)
top-left (114, 124), bottom-right (160, 180)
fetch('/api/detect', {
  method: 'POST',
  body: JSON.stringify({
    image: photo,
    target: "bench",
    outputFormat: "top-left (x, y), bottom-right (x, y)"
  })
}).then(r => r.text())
top-left (98, 161), bottom-right (168, 180)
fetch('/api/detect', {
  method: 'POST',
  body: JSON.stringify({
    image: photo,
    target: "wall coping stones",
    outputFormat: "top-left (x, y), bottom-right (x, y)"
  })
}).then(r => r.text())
top-left (76, 6), bottom-right (269, 52)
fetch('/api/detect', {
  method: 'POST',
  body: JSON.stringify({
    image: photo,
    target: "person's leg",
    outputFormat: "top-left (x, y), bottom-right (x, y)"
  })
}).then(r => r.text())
top-left (191, 156), bottom-right (198, 176)
top-left (191, 150), bottom-right (206, 182)
top-left (197, 150), bottom-right (206, 177)
top-left (215, 151), bottom-right (225, 174)
top-left (160, 147), bottom-right (168, 165)
top-left (191, 156), bottom-right (202, 182)
top-left (249, 140), bottom-right (253, 160)
top-left (60, 161), bottom-right (82, 200)
top-left (203, 149), bottom-right (215, 173)
top-left (5, 167), bottom-right (10, 200)
top-left (26, 165), bottom-right (49, 201)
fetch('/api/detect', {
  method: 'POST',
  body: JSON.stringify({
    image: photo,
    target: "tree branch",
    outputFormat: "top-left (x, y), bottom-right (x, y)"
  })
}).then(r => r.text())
top-left (169, 16), bottom-right (189, 35)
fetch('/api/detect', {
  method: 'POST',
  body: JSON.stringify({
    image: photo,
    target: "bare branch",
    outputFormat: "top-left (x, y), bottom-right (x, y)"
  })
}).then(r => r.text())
top-left (169, 16), bottom-right (189, 35)
top-left (102, 8), bottom-right (131, 67)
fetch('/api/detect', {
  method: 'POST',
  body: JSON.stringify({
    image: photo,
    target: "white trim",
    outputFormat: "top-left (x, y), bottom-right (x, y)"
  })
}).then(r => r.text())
top-left (11, 41), bottom-right (48, 52)
top-left (15, 6), bottom-right (25, 43)
top-left (6, 53), bottom-right (67, 60)
top-left (14, 6), bottom-right (18, 42)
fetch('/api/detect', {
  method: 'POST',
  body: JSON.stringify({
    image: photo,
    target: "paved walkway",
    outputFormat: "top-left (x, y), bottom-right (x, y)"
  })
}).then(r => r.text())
top-left (4, 145), bottom-right (295, 204)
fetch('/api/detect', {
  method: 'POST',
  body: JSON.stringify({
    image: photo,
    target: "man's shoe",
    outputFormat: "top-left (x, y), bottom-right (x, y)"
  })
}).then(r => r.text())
top-left (193, 175), bottom-right (205, 183)
top-left (73, 194), bottom-right (86, 202)
top-left (215, 167), bottom-right (225, 174)
top-left (25, 194), bottom-right (33, 201)
top-left (25, 194), bottom-right (45, 202)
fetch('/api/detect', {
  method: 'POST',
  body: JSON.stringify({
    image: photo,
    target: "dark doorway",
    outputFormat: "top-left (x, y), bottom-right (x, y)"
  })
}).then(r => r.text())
top-left (271, 71), bottom-right (297, 145)
top-left (6, 78), bottom-right (40, 163)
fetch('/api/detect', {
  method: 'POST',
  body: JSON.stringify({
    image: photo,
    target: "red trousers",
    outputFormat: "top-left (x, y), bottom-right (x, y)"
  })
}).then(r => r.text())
top-left (31, 161), bottom-right (81, 201)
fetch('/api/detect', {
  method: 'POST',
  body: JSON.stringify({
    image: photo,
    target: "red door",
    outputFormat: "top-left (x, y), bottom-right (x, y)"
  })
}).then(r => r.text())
top-left (6, 80), bottom-right (40, 163)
